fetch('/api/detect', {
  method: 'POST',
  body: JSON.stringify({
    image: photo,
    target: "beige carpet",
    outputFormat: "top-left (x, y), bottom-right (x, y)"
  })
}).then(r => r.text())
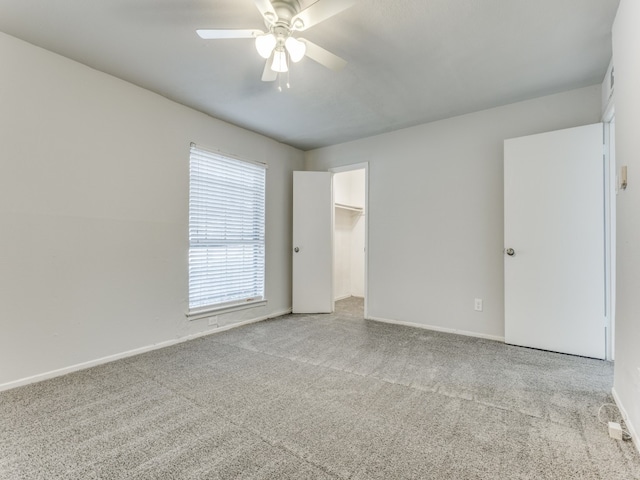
top-left (1, 297), bottom-right (639, 479)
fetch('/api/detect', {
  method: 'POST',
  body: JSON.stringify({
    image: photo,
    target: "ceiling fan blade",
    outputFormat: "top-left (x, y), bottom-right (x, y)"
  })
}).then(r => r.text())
top-left (262, 58), bottom-right (278, 82)
top-left (197, 29), bottom-right (263, 40)
top-left (253, 0), bottom-right (278, 24)
top-left (299, 39), bottom-right (347, 71)
top-left (291, 0), bottom-right (357, 31)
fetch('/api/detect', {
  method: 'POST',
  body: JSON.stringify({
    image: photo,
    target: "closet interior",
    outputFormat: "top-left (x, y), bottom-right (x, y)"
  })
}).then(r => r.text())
top-left (333, 169), bottom-right (365, 303)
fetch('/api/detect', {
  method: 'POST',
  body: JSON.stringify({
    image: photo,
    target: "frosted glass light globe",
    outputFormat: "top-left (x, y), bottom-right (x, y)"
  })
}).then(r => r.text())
top-left (255, 34), bottom-right (276, 59)
top-left (285, 37), bottom-right (306, 63)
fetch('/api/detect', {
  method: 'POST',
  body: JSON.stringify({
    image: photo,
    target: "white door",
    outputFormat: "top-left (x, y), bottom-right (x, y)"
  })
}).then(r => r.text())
top-left (292, 171), bottom-right (333, 313)
top-left (504, 123), bottom-right (605, 359)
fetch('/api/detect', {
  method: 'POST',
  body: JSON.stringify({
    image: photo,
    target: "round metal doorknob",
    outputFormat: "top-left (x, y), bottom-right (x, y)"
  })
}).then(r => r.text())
top-left (294, 247), bottom-right (299, 253)
top-left (505, 248), bottom-right (515, 256)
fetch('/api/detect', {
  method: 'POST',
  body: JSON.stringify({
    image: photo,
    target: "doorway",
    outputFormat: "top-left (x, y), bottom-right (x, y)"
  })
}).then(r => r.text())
top-left (331, 164), bottom-right (367, 318)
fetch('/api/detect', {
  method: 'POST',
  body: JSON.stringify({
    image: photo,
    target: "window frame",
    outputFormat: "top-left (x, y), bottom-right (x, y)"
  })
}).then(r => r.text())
top-left (186, 144), bottom-right (267, 320)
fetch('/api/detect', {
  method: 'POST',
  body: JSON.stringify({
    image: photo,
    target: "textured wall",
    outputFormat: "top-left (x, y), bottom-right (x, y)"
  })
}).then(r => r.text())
top-left (307, 86), bottom-right (602, 340)
top-left (612, 0), bottom-right (640, 449)
top-left (0, 32), bottom-right (304, 388)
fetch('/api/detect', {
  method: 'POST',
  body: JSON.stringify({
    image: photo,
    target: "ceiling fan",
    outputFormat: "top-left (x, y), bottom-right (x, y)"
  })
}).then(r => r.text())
top-left (197, 0), bottom-right (356, 87)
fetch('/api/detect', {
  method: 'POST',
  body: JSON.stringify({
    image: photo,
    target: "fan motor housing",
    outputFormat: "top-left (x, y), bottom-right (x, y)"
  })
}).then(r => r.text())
top-left (270, 0), bottom-right (302, 26)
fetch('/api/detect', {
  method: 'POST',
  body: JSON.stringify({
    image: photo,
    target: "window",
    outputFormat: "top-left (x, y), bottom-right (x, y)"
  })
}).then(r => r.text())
top-left (188, 144), bottom-right (266, 315)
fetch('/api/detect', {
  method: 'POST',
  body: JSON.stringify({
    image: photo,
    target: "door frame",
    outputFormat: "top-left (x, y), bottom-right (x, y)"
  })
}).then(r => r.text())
top-left (603, 102), bottom-right (616, 361)
top-left (329, 162), bottom-right (370, 319)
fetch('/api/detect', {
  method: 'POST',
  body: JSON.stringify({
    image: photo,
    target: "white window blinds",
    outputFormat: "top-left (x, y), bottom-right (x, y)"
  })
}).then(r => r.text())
top-left (188, 145), bottom-right (266, 312)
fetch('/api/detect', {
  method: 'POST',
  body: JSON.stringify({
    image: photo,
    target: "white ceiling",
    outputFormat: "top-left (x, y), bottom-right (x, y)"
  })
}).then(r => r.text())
top-left (0, 0), bottom-right (620, 150)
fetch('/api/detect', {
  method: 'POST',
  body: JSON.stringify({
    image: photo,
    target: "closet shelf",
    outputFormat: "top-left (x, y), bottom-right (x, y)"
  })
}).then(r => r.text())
top-left (335, 203), bottom-right (364, 214)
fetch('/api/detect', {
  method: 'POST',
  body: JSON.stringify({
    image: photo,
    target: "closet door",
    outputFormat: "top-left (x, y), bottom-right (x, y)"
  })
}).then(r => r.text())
top-left (504, 124), bottom-right (605, 359)
top-left (292, 171), bottom-right (333, 313)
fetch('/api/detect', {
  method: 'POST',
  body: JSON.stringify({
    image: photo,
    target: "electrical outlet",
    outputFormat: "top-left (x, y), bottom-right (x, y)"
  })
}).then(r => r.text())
top-left (474, 298), bottom-right (483, 312)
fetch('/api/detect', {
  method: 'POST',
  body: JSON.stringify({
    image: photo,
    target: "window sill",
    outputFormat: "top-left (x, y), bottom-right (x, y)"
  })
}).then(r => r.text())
top-left (186, 299), bottom-right (267, 321)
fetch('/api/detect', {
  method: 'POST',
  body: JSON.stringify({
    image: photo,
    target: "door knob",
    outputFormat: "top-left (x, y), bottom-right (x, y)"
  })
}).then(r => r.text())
top-left (505, 248), bottom-right (515, 256)
top-left (294, 247), bottom-right (299, 253)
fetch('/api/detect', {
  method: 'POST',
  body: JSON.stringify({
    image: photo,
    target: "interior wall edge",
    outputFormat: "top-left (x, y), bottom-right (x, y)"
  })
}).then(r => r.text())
top-left (611, 0), bottom-right (640, 457)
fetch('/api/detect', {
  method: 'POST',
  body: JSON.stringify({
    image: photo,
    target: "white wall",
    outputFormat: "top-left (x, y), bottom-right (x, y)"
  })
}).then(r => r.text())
top-left (0, 32), bottom-right (304, 388)
top-left (334, 208), bottom-right (353, 300)
top-left (350, 214), bottom-right (365, 298)
top-left (307, 86), bottom-right (602, 339)
top-left (333, 170), bottom-right (365, 300)
top-left (349, 170), bottom-right (365, 298)
top-left (612, 0), bottom-right (640, 450)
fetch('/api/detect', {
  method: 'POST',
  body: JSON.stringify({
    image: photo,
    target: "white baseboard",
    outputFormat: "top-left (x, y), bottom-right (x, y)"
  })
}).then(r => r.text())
top-left (612, 387), bottom-right (640, 455)
top-left (366, 315), bottom-right (505, 342)
top-left (0, 308), bottom-right (291, 393)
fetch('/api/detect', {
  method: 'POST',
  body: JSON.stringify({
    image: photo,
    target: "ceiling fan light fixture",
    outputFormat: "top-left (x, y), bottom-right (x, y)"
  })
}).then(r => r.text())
top-left (285, 37), bottom-right (306, 63)
top-left (271, 49), bottom-right (289, 73)
top-left (255, 33), bottom-right (276, 59)
top-left (197, 0), bottom-right (355, 83)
